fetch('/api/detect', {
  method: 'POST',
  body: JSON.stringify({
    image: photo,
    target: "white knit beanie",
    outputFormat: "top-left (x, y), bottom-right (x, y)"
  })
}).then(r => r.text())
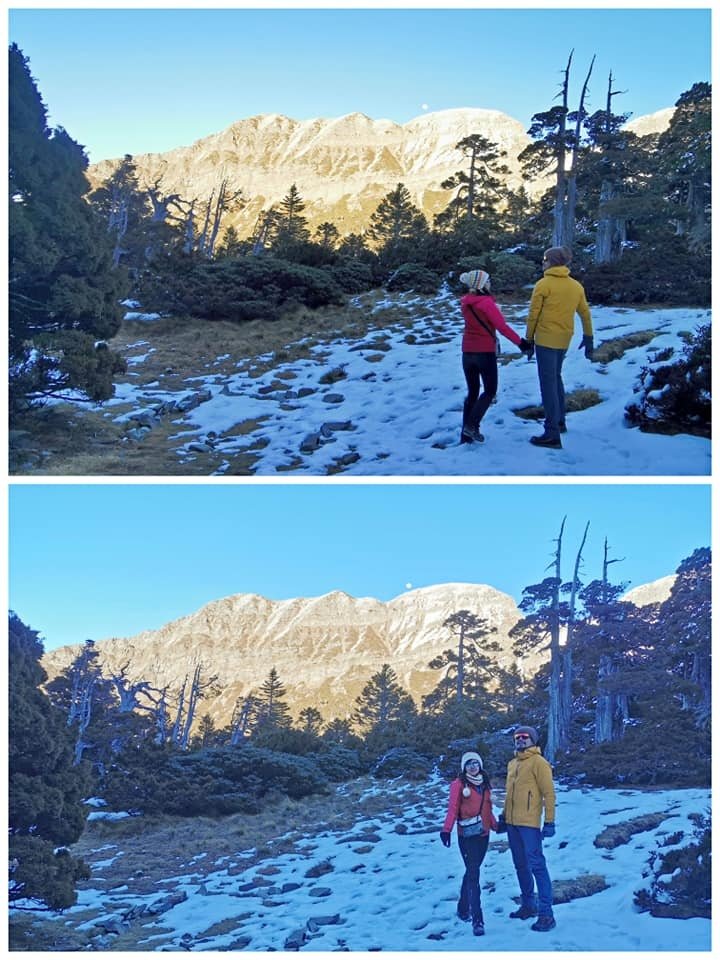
top-left (459, 269), bottom-right (490, 291)
top-left (460, 751), bottom-right (484, 771)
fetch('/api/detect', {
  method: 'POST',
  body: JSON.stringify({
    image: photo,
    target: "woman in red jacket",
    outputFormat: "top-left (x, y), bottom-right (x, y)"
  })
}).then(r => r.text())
top-left (439, 751), bottom-right (498, 936)
top-left (459, 269), bottom-right (532, 443)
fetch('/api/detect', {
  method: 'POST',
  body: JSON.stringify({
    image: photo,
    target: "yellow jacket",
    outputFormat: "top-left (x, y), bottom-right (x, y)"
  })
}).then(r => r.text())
top-left (503, 746), bottom-right (556, 828)
top-left (526, 266), bottom-right (592, 350)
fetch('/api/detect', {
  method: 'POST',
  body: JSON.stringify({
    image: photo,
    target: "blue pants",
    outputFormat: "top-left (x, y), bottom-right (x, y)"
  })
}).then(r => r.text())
top-left (535, 344), bottom-right (567, 440)
top-left (457, 833), bottom-right (489, 923)
top-left (507, 825), bottom-right (554, 917)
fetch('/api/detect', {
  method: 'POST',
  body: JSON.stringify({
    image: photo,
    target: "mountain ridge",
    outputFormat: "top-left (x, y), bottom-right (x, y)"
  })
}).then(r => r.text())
top-left (40, 575), bottom-right (675, 727)
top-left (87, 105), bottom-right (672, 238)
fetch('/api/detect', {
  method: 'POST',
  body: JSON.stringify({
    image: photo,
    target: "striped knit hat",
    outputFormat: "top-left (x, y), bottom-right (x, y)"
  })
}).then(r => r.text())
top-left (459, 269), bottom-right (490, 291)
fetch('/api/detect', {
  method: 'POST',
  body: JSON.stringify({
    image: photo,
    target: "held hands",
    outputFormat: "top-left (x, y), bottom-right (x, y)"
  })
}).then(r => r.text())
top-left (495, 814), bottom-right (508, 834)
top-left (579, 335), bottom-right (594, 360)
top-left (440, 831), bottom-right (452, 848)
top-left (542, 822), bottom-right (556, 839)
top-left (519, 337), bottom-right (535, 359)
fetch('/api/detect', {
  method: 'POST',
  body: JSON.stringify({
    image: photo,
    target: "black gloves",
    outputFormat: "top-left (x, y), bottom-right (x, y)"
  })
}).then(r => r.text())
top-left (440, 831), bottom-right (451, 847)
top-left (542, 822), bottom-right (556, 838)
top-left (519, 337), bottom-right (534, 358)
top-left (580, 334), bottom-right (594, 360)
top-left (495, 815), bottom-right (508, 834)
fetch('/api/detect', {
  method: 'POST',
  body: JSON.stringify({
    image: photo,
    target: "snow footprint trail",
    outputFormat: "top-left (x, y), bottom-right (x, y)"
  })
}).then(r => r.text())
top-left (36, 781), bottom-right (710, 951)
top-left (97, 301), bottom-right (711, 476)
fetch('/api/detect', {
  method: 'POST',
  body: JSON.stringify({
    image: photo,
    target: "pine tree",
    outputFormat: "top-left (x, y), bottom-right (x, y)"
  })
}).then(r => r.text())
top-left (657, 83), bottom-right (711, 251)
top-left (352, 664), bottom-right (416, 733)
top-left (438, 134), bottom-right (509, 226)
top-left (298, 706), bottom-right (324, 735)
top-left (255, 668), bottom-right (292, 729)
top-left (9, 614), bottom-right (92, 909)
top-left (314, 222), bottom-right (340, 250)
top-left (8, 44), bottom-right (127, 421)
top-left (366, 183), bottom-right (428, 268)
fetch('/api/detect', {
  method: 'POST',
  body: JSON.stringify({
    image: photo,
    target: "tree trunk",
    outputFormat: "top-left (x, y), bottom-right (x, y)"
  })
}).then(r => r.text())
top-left (594, 180), bottom-right (627, 263)
top-left (560, 522), bottom-right (589, 751)
top-left (546, 518), bottom-right (566, 764)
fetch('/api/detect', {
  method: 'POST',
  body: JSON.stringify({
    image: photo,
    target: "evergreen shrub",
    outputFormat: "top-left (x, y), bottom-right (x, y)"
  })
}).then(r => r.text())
top-left (634, 812), bottom-right (711, 918)
top-left (582, 247), bottom-right (710, 306)
top-left (326, 259), bottom-right (375, 293)
top-left (157, 256), bottom-right (345, 322)
top-left (624, 323), bottom-right (710, 438)
top-left (385, 263), bottom-right (442, 294)
top-left (105, 745), bottom-right (330, 817)
top-left (559, 718), bottom-right (710, 788)
top-left (315, 746), bottom-right (367, 781)
top-left (371, 747), bottom-right (434, 780)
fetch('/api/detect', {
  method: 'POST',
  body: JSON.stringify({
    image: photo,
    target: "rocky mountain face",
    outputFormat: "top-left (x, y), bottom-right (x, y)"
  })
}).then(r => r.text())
top-left (41, 574), bottom-right (675, 729)
top-left (41, 583), bottom-right (526, 727)
top-left (87, 108), bottom-right (546, 238)
top-left (87, 106), bottom-right (673, 240)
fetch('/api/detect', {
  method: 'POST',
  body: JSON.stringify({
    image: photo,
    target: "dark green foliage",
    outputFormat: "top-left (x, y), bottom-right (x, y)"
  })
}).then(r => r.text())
top-left (324, 259), bottom-right (375, 293)
top-left (582, 244), bottom-right (710, 306)
top-left (352, 664), bottom-right (417, 733)
top-left (371, 747), bottom-right (434, 781)
top-left (146, 256), bottom-right (344, 321)
top-left (314, 746), bottom-right (367, 781)
top-left (385, 262), bottom-right (442, 294)
top-left (9, 614), bottom-right (92, 909)
top-left (625, 323), bottom-right (710, 437)
top-left (558, 711), bottom-right (710, 787)
top-left (105, 744), bottom-right (330, 817)
top-left (9, 45), bottom-right (126, 420)
top-left (634, 812), bottom-right (710, 918)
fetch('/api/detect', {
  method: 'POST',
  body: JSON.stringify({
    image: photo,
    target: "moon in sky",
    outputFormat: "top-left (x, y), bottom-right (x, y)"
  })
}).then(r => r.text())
top-left (421, 103), bottom-right (429, 111)
top-left (405, 582), bottom-right (413, 590)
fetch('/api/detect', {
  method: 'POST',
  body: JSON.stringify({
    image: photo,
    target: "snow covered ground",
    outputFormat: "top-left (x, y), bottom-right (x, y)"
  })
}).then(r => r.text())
top-left (25, 779), bottom-right (710, 952)
top-left (101, 291), bottom-right (710, 476)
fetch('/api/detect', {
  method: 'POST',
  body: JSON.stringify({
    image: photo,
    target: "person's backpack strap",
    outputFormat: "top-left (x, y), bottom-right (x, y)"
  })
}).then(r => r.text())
top-left (466, 302), bottom-right (497, 342)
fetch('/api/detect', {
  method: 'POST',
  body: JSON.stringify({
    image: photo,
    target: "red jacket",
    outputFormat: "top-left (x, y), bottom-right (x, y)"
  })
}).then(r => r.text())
top-left (443, 779), bottom-right (498, 837)
top-left (461, 293), bottom-right (522, 353)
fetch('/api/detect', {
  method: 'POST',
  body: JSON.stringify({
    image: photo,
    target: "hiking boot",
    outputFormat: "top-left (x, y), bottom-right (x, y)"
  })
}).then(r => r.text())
top-left (530, 433), bottom-right (562, 449)
top-left (531, 915), bottom-right (556, 932)
top-left (509, 904), bottom-right (537, 919)
top-left (462, 425), bottom-right (485, 443)
top-left (472, 921), bottom-right (485, 936)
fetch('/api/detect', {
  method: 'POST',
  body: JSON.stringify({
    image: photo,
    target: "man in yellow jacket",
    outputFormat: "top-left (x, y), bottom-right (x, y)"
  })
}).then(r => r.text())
top-left (526, 246), bottom-right (594, 449)
top-left (496, 725), bottom-right (556, 932)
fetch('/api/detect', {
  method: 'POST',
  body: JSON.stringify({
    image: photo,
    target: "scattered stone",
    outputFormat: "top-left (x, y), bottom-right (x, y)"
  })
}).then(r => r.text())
top-left (187, 442), bottom-right (213, 454)
top-left (297, 387), bottom-right (316, 398)
top-left (308, 887), bottom-right (333, 898)
top-left (284, 928), bottom-right (309, 950)
top-left (322, 393), bottom-right (345, 404)
top-left (307, 914), bottom-right (342, 929)
top-left (300, 433), bottom-right (322, 453)
top-left (281, 882), bottom-right (303, 894)
top-left (319, 366), bottom-right (348, 385)
top-left (305, 860), bottom-right (334, 879)
top-left (125, 427), bottom-right (152, 442)
top-left (227, 936), bottom-right (253, 949)
top-left (322, 420), bottom-right (354, 432)
top-left (128, 410), bottom-right (158, 427)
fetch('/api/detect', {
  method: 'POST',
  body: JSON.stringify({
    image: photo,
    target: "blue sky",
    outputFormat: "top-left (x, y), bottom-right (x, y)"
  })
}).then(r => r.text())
top-left (9, 482), bottom-right (710, 651)
top-left (8, 7), bottom-right (711, 161)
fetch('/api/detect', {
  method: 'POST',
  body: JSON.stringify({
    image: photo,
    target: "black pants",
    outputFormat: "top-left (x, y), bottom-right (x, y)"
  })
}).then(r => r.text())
top-left (457, 832), bottom-right (489, 923)
top-left (462, 352), bottom-right (498, 429)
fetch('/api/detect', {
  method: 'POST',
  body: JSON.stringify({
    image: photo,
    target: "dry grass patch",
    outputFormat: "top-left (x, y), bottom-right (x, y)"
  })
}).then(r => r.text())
top-left (552, 874), bottom-right (609, 903)
top-left (513, 387), bottom-right (603, 422)
top-left (592, 330), bottom-right (658, 363)
top-left (594, 812), bottom-right (674, 849)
